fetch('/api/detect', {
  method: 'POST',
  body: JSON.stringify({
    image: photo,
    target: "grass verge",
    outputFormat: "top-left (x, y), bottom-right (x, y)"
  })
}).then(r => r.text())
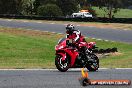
top-left (92, 7), bottom-right (132, 18)
top-left (0, 27), bottom-right (132, 68)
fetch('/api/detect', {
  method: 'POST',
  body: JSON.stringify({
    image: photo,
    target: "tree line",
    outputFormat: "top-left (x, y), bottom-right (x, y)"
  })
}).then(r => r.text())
top-left (0, 0), bottom-right (131, 18)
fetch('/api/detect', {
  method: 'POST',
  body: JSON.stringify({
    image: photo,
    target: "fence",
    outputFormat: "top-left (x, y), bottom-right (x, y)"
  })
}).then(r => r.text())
top-left (0, 14), bottom-right (132, 23)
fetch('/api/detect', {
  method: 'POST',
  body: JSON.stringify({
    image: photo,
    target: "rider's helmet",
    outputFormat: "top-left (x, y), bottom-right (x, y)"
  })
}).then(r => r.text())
top-left (66, 24), bottom-right (75, 34)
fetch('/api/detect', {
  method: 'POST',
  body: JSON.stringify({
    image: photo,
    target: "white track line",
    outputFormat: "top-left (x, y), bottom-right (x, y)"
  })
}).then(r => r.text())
top-left (44, 31), bottom-right (49, 32)
top-left (57, 33), bottom-right (63, 34)
top-left (50, 23), bottom-right (55, 24)
top-left (92, 38), bottom-right (96, 40)
top-left (34, 30), bottom-right (41, 32)
top-left (37, 22), bottom-right (42, 23)
top-left (123, 29), bottom-right (128, 31)
top-left (105, 40), bottom-right (109, 42)
top-left (7, 19), bottom-right (12, 21)
top-left (23, 21), bottom-right (29, 23)
top-left (51, 32), bottom-right (56, 33)
top-left (76, 25), bottom-right (81, 27)
top-left (97, 39), bottom-right (102, 41)
top-left (116, 68), bottom-right (132, 70)
top-left (0, 68), bottom-right (131, 71)
top-left (14, 29), bottom-right (117, 45)
top-left (26, 29), bottom-right (32, 31)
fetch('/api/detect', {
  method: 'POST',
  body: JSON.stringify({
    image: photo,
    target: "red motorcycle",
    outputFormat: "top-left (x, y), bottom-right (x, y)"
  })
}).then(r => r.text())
top-left (55, 38), bottom-right (99, 72)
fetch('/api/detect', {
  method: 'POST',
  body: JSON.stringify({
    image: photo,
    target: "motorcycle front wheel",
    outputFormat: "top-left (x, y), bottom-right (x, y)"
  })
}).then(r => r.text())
top-left (55, 55), bottom-right (70, 72)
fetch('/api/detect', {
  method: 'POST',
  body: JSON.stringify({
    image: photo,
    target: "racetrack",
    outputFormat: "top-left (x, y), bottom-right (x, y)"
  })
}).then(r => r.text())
top-left (0, 19), bottom-right (132, 88)
top-left (0, 19), bottom-right (132, 43)
top-left (0, 69), bottom-right (131, 88)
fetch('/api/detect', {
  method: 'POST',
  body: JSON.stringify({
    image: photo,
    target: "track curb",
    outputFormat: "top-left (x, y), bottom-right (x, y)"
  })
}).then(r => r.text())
top-left (0, 68), bottom-right (132, 71)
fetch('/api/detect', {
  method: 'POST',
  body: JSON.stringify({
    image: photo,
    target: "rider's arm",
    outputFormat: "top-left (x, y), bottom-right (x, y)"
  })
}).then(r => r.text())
top-left (73, 30), bottom-right (80, 43)
top-left (66, 34), bottom-right (69, 38)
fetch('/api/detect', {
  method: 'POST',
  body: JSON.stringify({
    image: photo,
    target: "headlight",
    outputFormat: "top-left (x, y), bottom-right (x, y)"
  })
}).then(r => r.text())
top-left (58, 46), bottom-right (64, 49)
top-left (55, 45), bottom-right (58, 49)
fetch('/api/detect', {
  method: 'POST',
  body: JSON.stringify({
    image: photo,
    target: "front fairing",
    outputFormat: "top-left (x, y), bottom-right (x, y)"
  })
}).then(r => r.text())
top-left (55, 38), bottom-right (79, 67)
top-left (55, 38), bottom-right (67, 51)
top-left (58, 38), bottom-right (66, 45)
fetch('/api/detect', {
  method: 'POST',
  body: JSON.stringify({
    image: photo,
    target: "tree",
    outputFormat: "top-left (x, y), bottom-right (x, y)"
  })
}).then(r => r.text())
top-left (33, 0), bottom-right (56, 15)
top-left (0, 0), bottom-right (35, 15)
top-left (33, 0), bottom-right (40, 14)
top-left (90, 0), bottom-right (124, 18)
top-left (20, 0), bottom-right (35, 15)
top-left (0, 0), bottom-right (18, 14)
top-left (56, 0), bottom-right (79, 16)
top-left (37, 4), bottom-right (63, 17)
top-left (42, 0), bottom-right (56, 4)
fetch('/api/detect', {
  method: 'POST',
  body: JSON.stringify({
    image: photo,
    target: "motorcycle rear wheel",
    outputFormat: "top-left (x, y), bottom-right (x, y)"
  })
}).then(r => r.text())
top-left (55, 55), bottom-right (70, 72)
top-left (86, 54), bottom-right (99, 71)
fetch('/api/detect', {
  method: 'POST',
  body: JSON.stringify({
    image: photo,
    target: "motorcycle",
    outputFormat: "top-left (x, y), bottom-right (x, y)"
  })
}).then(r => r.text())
top-left (55, 38), bottom-right (99, 72)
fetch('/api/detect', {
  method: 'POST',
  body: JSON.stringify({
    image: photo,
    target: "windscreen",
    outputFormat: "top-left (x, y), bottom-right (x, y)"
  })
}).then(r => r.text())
top-left (58, 38), bottom-right (66, 44)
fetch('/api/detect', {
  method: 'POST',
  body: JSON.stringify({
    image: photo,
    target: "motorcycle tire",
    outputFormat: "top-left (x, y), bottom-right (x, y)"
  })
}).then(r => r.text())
top-left (86, 54), bottom-right (99, 71)
top-left (55, 55), bottom-right (70, 72)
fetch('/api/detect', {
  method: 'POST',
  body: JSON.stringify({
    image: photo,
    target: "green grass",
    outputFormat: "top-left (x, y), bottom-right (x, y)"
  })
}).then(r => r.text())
top-left (87, 39), bottom-right (132, 68)
top-left (0, 28), bottom-right (64, 69)
top-left (0, 27), bottom-right (132, 68)
top-left (92, 7), bottom-right (132, 18)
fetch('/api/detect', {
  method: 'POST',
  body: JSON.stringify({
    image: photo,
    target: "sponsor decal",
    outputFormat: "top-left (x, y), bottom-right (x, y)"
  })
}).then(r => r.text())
top-left (90, 80), bottom-right (131, 85)
top-left (79, 68), bottom-right (131, 86)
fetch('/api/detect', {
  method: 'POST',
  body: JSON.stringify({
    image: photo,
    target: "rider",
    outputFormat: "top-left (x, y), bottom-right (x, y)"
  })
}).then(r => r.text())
top-left (65, 24), bottom-right (85, 46)
top-left (65, 24), bottom-right (90, 55)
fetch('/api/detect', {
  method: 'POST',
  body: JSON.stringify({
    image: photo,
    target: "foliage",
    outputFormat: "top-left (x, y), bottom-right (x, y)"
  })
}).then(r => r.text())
top-left (88, 7), bottom-right (97, 17)
top-left (56, 0), bottom-right (79, 16)
top-left (21, 0), bottom-right (35, 15)
top-left (92, 7), bottom-right (132, 18)
top-left (37, 4), bottom-right (63, 17)
top-left (33, 0), bottom-right (56, 14)
top-left (89, 0), bottom-right (125, 18)
top-left (0, 0), bottom-right (18, 14)
top-left (0, 0), bottom-right (131, 17)
top-left (33, 0), bottom-right (40, 14)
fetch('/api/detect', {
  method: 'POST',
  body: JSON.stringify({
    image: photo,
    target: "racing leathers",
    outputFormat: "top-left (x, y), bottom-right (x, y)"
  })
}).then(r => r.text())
top-left (66, 30), bottom-right (91, 63)
top-left (66, 30), bottom-right (85, 44)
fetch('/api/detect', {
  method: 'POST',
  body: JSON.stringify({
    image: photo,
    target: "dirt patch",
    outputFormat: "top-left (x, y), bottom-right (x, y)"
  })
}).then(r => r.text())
top-left (79, 23), bottom-right (132, 30)
top-left (80, 23), bottom-right (113, 29)
top-left (109, 52), bottom-right (122, 56)
top-left (0, 28), bottom-right (64, 38)
top-left (97, 52), bottom-right (122, 59)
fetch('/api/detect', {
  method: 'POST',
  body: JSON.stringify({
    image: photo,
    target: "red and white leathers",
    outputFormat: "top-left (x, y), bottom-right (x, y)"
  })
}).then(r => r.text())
top-left (66, 30), bottom-right (85, 45)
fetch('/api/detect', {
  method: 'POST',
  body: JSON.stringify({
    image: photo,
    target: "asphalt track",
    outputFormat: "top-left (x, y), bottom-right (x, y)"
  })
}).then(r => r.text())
top-left (0, 19), bottom-right (132, 88)
top-left (0, 69), bottom-right (131, 88)
top-left (0, 19), bottom-right (132, 43)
